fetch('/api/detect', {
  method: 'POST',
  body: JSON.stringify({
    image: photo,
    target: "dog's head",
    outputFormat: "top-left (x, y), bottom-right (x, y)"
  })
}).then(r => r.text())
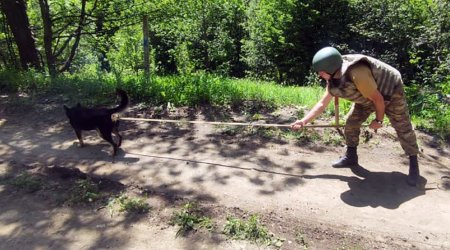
top-left (63, 103), bottom-right (81, 119)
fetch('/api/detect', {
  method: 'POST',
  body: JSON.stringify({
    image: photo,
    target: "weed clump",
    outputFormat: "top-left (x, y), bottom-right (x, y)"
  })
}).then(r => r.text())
top-left (8, 171), bottom-right (43, 192)
top-left (107, 194), bottom-right (151, 216)
top-left (223, 214), bottom-right (283, 247)
top-left (171, 202), bottom-right (213, 237)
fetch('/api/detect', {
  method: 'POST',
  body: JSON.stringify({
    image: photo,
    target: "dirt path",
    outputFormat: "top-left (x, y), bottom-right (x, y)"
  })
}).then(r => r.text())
top-left (1, 96), bottom-right (449, 249)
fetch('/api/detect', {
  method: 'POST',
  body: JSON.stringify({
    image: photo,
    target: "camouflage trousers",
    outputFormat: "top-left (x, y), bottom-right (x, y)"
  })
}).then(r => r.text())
top-left (344, 85), bottom-right (419, 156)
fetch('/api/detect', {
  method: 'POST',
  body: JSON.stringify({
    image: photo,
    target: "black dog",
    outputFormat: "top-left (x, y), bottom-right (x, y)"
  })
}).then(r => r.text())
top-left (64, 89), bottom-right (129, 156)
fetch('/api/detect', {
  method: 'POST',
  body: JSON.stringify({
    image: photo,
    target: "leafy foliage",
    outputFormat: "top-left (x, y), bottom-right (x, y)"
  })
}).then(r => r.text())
top-left (7, 171), bottom-right (43, 193)
top-left (0, 0), bottom-right (447, 84)
top-left (406, 83), bottom-right (450, 138)
top-left (0, 0), bottom-right (448, 137)
top-left (68, 178), bottom-right (100, 204)
top-left (107, 194), bottom-right (151, 216)
top-left (171, 202), bottom-right (214, 237)
top-left (223, 214), bottom-right (283, 246)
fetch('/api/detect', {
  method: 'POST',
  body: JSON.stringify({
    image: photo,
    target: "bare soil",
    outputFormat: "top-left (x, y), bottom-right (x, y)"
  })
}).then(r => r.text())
top-left (1, 94), bottom-right (449, 250)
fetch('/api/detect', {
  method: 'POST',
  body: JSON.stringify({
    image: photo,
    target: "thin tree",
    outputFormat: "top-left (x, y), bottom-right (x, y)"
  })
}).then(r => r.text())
top-left (143, 14), bottom-right (150, 77)
top-left (1, 0), bottom-right (41, 70)
top-left (59, 0), bottom-right (87, 72)
top-left (38, 0), bottom-right (55, 75)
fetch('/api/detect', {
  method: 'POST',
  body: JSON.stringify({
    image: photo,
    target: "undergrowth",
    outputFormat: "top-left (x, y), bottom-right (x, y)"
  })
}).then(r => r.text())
top-left (223, 214), bottom-right (284, 247)
top-left (7, 171), bottom-right (43, 193)
top-left (171, 202), bottom-right (214, 237)
top-left (107, 194), bottom-right (151, 216)
top-left (0, 69), bottom-right (448, 138)
top-left (68, 178), bottom-right (101, 204)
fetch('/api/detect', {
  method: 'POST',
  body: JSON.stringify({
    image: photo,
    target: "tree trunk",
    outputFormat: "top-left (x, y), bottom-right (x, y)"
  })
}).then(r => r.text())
top-left (59, 0), bottom-right (87, 72)
top-left (143, 15), bottom-right (150, 77)
top-left (0, 49), bottom-right (8, 68)
top-left (1, 0), bottom-right (41, 70)
top-left (1, 11), bottom-right (19, 68)
top-left (95, 15), bottom-right (111, 72)
top-left (38, 0), bottom-right (56, 76)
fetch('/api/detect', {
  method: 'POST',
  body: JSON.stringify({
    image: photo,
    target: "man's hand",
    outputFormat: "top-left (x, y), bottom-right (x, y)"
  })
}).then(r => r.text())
top-left (369, 119), bottom-right (383, 132)
top-left (291, 120), bottom-right (305, 130)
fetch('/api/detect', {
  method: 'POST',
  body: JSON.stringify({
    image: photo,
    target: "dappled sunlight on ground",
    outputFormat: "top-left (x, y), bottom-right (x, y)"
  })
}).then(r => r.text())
top-left (1, 98), bottom-right (449, 249)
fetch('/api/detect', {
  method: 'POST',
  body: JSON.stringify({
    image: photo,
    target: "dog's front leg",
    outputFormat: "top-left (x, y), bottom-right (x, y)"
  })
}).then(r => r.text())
top-left (75, 129), bottom-right (84, 147)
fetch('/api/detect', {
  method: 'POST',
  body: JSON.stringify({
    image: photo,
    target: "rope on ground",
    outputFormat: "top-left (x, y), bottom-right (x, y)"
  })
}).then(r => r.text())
top-left (119, 117), bottom-right (345, 128)
top-left (118, 96), bottom-right (351, 129)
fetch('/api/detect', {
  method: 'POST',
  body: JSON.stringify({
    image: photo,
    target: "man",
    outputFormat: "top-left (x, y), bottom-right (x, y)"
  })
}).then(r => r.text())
top-left (291, 46), bottom-right (420, 186)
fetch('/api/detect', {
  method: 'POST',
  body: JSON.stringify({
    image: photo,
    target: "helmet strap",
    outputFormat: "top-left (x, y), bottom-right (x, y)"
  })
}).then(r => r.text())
top-left (330, 67), bottom-right (340, 78)
top-left (328, 68), bottom-right (342, 88)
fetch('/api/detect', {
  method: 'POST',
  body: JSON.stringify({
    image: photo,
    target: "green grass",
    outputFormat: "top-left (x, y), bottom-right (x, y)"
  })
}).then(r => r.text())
top-left (406, 83), bottom-right (450, 139)
top-left (282, 128), bottom-right (321, 143)
top-left (0, 69), bottom-right (339, 111)
top-left (229, 78), bottom-right (325, 107)
top-left (0, 69), bottom-right (448, 138)
top-left (107, 194), bottom-right (151, 216)
top-left (170, 201), bottom-right (214, 237)
top-left (7, 171), bottom-right (43, 192)
top-left (295, 230), bottom-right (309, 249)
top-left (223, 214), bottom-right (283, 247)
top-left (68, 178), bottom-right (100, 204)
top-left (322, 130), bottom-right (344, 146)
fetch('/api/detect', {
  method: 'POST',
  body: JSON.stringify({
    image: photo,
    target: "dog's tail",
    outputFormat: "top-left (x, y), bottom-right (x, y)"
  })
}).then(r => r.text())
top-left (108, 88), bottom-right (129, 114)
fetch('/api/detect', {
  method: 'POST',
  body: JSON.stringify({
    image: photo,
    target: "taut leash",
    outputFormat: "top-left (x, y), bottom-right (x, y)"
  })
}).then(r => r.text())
top-left (119, 117), bottom-right (345, 128)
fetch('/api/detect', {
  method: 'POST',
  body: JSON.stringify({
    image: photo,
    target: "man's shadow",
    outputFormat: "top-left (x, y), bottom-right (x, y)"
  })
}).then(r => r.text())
top-left (304, 165), bottom-right (429, 209)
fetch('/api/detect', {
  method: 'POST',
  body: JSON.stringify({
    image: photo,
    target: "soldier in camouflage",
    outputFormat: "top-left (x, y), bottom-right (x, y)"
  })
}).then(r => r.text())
top-left (291, 47), bottom-right (420, 186)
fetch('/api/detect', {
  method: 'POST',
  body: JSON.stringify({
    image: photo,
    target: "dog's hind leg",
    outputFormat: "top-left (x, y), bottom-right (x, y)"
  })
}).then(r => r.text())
top-left (112, 124), bottom-right (122, 147)
top-left (99, 129), bottom-right (118, 156)
top-left (75, 129), bottom-right (84, 147)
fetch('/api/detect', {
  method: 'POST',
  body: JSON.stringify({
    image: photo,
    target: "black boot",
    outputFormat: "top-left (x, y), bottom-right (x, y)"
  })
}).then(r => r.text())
top-left (407, 155), bottom-right (420, 186)
top-left (332, 147), bottom-right (358, 168)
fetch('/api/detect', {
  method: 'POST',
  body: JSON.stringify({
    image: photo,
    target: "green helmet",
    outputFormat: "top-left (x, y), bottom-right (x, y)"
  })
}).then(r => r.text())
top-left (312, 47), bottom-right (343, 74)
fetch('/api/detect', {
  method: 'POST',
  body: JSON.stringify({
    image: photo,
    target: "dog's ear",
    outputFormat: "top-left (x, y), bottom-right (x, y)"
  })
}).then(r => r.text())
top-left (76, 103), bottom-right (81, 107)
top-left (63, 105), bottom-right (69, 111)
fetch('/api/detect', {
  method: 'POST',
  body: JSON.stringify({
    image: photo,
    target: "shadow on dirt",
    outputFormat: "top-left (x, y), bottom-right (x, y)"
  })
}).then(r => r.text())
top-left (1, 97), bottom-right (449, 249)
top-left (0, 101), bottom-right (298, 249)
top-left (0, 161), bottom-right (132, 249)
top-left (0, 160), bottom-right (227, 250)
top-left (303, 165), bottom-right (429, 209)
